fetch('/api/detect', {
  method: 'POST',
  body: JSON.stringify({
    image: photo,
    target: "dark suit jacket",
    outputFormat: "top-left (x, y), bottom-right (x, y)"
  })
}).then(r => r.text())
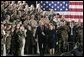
top-left (35, 26), bottom-right (45, 43)
top-left (68, 26), bottom-right (77, 42)
top-left (48, 29), bottom-right (57, 43)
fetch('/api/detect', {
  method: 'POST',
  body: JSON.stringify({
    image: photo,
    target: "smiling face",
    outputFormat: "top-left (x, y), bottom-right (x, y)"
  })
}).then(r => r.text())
top-left (16, 23), bottom-right (20, 29)
top-left (11, 1), bottom-right (15, 4)
top-left (49, 23), bottom-right (54, 30)
top-left (50, 25), bottom-right (53, 30)
top-left (70, 21), bottom-right (75, 28)
top-left (20, 25), bottom-right (24, 31)
top-left (56, 15), bottom-right (59, 18)
top-left (31, 15), bottom-right (35, 20)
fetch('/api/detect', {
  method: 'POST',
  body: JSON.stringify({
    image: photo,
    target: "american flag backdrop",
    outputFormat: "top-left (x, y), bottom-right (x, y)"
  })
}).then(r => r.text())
top-left (37, 1), bottom-right (83, 22)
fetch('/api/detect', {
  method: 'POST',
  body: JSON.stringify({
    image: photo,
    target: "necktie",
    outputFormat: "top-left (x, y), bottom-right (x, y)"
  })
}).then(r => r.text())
top-left (71, 27), bottom-right (73, 35)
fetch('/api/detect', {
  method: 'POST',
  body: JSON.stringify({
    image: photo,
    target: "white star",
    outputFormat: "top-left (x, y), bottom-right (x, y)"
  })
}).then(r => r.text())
top-left (43, 8), bottom-right (45, 10)
top-left (60, 4), bottom-right (62, 6)
top-left (66, 4), bottom-right (68, 6)
top-left (66, 8), bottom-right (68, 11)
top-left (43, 3), bottom-right (45, 6)
top-left (46, 6), bottom-right (48, 8)
top-left (54, 4), bottom-right (56, 6)
top-left (51, 6), bottom-right (54, 8)
top-left (55, 8), bottom-right (57, 10)
top-left (63, 1), bottom-right (65, 4)
top-left (41, 6), bottom-right (43, 8)
top-left (51, 1), bottom-right (54, 4)
top-left (60, 8), bottom-right (62, 11)
top-left (57, 1), bottom-right (60, 4)
top-left (46, 1), bottom-right (48, 4)
top-left (49, 3), bottom-right (51, 6)
top-left (63, 6), bottom-right (65, 8)
top-left (41, 1), bottom-right (43, 3)
top-left (57, 6), bottom-right (59, 9)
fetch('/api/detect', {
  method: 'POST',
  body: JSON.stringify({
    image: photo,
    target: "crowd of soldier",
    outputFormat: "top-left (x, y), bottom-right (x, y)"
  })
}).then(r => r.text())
top-left (1, 1), bottom-right (83, 56)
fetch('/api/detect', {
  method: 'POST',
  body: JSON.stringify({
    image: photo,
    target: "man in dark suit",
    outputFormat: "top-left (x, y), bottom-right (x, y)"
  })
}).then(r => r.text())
top-left (35, 22), bottom-right (46, 56)
top-left (68, 21), bottom-right (77, 51)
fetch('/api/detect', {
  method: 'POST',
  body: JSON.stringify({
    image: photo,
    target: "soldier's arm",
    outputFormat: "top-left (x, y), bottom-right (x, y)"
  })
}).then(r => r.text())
top-left (35, 27), bottom-right (38, 39)
top-left (24, 29), bottom-right (27, 37)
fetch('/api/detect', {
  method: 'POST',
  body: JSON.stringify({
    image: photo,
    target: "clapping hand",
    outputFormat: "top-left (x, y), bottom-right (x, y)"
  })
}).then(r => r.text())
top-left (42, 32), bottom-right (45, 36)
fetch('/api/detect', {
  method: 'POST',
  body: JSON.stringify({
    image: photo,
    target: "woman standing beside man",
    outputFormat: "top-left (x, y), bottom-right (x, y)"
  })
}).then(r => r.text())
top-left (48, 23), bottom-right (57, 55)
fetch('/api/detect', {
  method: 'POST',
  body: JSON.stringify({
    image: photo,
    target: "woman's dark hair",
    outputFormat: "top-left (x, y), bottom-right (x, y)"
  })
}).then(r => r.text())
top-left (66, 21), bottom-right (70, 26)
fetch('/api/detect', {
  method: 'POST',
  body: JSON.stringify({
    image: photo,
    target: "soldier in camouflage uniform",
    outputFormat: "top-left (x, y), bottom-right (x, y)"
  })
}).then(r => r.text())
top-left (10, 23), bottom-right (20, 56)
top-left (30, 15), bottom-right (38, 54)
top-left (1, 23), bottom-right (6, 56)
top-left (23, 15), bottom-right (31, 27)
top-left (30, 4), bottom-right (36, 15)
top-left (1, 23), bottom-right (12, 56)
top-left (48, 9), bottom-right (54, 21)
top-left (24, 24), bottom-right (34, 54)
top-left (18, 24), bottom-right (26, 56)
top-left (24, 4), bottom-right (30, 15)
top-left (75, 22), bottom-right (83, 48)
top-left (60, 21), bottom-right (70, 52)
top-left (68, 21), bottom-right (77, 51)
top-left (30, 15), bottom-right (37, 28)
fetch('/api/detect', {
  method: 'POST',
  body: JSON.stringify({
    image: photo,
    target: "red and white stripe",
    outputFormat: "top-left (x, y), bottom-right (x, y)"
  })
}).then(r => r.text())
top-left (56, 1), bottom-right (83, 22)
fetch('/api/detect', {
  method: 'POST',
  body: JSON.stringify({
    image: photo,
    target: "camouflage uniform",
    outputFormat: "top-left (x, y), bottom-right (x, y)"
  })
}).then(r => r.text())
top-left (56, 24), bottom-right (69, 53)
top-left (10, 29), bottom-right (20, 56)
top-left (76, 25), bottom-right (83, 46)
top-left (17, 29), bottom-right (26, 56)
top-left (6, 30), bottom-right (12, 55)
top-left (56, 26), bottom-right (62, 52)
top-left (23, 19), bottom-right (31, 26)
top-left (61, 25), bottom-right (69, 52)
top-left (1, 30), bottom-right (6, 56)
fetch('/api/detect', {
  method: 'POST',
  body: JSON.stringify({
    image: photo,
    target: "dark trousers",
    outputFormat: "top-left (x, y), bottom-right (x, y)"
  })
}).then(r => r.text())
top-left (39, 40), bottom-right (46, 56)
top-left (68, 35), bottom-right (75, 51)
top-left (69, 43), bottom-right (74, 51)
top-left (32, 44), bottom-right (37, 54)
